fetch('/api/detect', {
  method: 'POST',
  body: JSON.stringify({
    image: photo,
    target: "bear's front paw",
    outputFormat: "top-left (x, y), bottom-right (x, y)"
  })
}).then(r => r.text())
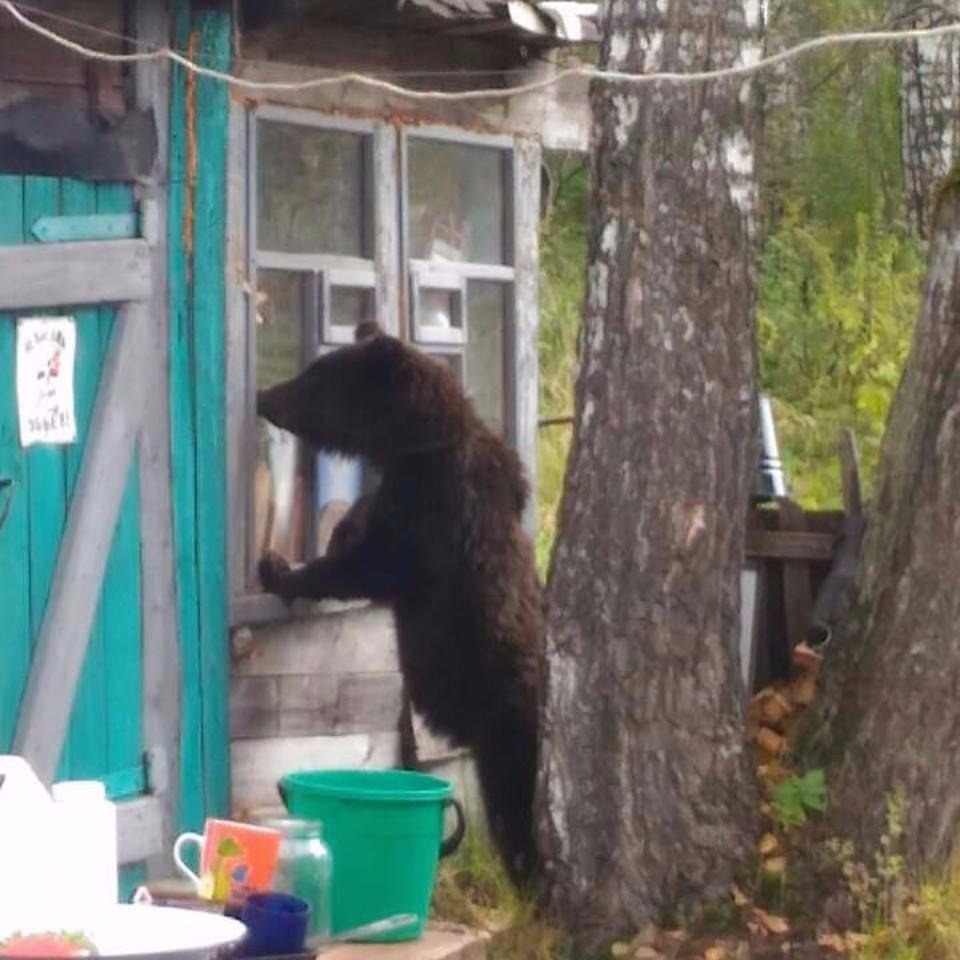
top-left (259, 550), bottom-right (292, 598)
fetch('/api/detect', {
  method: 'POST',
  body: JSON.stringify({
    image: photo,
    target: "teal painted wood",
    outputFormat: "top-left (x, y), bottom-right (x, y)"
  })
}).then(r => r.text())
top-left (0, 176), bottom-right (144, 791)
top-left (192, 8), bottom-right (233, 822)
top-left (31, 213), bottom-right (137, 243)
top-left (22, 179), bottom-right (67, 666)
top-left (119, 863), bottom-right (147, 903)
top-left (96, 183), bottom-right (144, 781)
top-left (61, 177), bottom-right (106, 781)
top-left (0, 176), bottom-right (30, 751)
top-left (168, 0), bottom-right (205, 833)
top-left (102, 761), bottom-right (148, 801)
top-left (53, 181), bottom-right (144, 786)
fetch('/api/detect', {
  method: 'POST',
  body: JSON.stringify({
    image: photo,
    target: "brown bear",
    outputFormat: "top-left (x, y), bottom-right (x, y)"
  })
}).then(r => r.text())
top-left (256, 322), bottom-right (544, 885)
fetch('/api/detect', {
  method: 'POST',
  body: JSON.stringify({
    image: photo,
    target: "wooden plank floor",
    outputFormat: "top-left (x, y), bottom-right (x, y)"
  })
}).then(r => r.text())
top-left (322, 924), bottom-right (488, 960)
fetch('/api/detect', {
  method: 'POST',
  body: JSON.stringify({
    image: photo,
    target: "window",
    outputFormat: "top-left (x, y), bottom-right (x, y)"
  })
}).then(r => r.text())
top-left (249, 112), bottom-right (378, 583)
top-left (233, 111), bottom-right (520, 605)
top-left (404, 130), bottom-right (515, 439)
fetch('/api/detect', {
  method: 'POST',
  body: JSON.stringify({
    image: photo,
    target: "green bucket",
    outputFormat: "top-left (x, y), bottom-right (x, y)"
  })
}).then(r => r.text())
top-left (278, 769), bottom-right (465, 942)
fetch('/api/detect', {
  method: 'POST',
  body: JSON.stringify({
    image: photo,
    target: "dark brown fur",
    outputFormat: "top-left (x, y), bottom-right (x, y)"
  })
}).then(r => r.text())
top-left (256, 324), bottom-right (544, 883)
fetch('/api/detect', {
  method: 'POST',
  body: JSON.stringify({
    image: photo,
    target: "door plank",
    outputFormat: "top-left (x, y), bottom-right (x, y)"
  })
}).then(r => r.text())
top-left (0, 175), bottom-right (30, 750)
top-left (135, 0), bottom-right (180, 882)
top-left (14, 301), bottom-right (149, 782)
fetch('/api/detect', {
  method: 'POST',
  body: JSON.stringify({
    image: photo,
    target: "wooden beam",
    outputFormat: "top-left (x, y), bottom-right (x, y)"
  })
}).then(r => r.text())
top-left (226, 100), bottom-right (251, 598)
top-left (809, 430), bottom-right (867, 636)
top-left (13, 303), bottom-right (149, 783)
top-left (745, 529), bottom-right (837, 562)
top-left (117, 796), bottom-right (165, 865)
top-left (779, 500), bottom-right (814, 648)
top-left (839, 428), bottom-right (864, 521)
top-left (374, 123), bottom-right (402, 337)
top-left (135, 0), bottom-right (180, 882)
top-left (0, 239), bottom-right (151, 310)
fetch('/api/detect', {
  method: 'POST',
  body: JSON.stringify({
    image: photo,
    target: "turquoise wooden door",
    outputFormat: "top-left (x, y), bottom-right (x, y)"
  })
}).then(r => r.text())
top-left (0, 175), bottom-right (146, 883)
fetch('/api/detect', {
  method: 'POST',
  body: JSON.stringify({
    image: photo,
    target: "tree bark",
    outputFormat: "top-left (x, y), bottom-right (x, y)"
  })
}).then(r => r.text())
top-left (535, 0), bottom-right (764, 945)
top-left (898, 1), bottom-right (960, 237)
top-left (806, 176), bottom-right (960, 873)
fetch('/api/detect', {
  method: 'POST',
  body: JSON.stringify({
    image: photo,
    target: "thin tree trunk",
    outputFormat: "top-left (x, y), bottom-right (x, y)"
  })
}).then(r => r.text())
top-left (898, 2), bottom-right (960, 237)
top-left (536, 0), bottom-right (764, 945)
top-left (805, 175), bottom-right (960, 873)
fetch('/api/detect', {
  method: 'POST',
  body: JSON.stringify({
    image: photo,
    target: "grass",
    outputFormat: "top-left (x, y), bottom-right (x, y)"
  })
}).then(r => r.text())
top-left (431, 829), bottom-right (570, 960)
top-left (854, 863), bottom-right (960, 960)
top-left (535, 153), bottom-right (590, 577)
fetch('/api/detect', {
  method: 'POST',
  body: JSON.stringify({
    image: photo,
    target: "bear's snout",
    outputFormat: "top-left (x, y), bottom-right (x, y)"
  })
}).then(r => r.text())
top-left (256, 386), bottom-right (289, 429)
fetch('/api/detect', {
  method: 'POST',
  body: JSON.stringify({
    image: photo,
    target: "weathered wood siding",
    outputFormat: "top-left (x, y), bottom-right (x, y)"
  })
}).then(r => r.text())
top-left (223, 17), bottom-right (556, 824)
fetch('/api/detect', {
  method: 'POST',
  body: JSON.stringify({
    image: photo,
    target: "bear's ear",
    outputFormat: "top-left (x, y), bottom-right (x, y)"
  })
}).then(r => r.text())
top-left (355, 321), bottom-right (384, 344)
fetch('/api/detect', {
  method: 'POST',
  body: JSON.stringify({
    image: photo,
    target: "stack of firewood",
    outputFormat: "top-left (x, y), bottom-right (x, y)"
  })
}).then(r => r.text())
top-left (747, 641), bottom-right (822, 762)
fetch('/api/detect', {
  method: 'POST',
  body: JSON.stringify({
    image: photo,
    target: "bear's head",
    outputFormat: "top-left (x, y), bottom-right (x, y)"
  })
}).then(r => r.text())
top-left (256, 321), bottom-right (470, 462)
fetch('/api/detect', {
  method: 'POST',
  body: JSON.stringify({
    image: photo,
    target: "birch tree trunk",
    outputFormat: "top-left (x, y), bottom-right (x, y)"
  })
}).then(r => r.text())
top-left (535, 0), bottom-right (764, 944)
top-left (806, 177), bottom-right (960, 873)
top-left (898, 2), bottom-right (960, 237)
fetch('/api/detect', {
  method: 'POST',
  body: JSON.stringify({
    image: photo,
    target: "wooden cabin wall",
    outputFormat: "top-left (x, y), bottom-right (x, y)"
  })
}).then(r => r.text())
top-left (235, 20), bottom-right (591, 151)
top-left (222, 18), bottom-right (563, 823)
top-left (0, 1), bottom-right (126, 110)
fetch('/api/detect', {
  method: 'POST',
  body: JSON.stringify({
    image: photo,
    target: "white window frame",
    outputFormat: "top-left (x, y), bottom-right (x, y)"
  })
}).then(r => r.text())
top-left (227, 110), bottom-right (540, 626)
top-left (401, 125), bottom-right (517, 444)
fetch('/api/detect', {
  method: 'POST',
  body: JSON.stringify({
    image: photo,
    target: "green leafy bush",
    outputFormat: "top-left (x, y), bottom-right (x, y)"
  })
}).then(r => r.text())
top-left (771, 768), bottom-right (828, 827)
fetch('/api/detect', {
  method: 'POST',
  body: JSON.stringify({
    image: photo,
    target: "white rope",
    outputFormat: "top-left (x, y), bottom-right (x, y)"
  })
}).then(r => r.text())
top-left (4, 0), bottom-right (960, 101)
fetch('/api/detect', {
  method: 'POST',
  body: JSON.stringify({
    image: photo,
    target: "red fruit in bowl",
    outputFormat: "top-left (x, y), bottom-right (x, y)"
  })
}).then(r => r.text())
top-left (0, 933), bottom-right (96, 957)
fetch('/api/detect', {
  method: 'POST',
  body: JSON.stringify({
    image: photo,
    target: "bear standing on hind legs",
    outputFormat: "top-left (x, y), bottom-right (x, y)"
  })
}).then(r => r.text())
top-left (256, 322), bottom-right (544, 885)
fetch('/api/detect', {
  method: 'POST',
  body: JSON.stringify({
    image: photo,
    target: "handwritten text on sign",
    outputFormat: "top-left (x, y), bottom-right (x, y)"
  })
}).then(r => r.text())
top-left (17, 317), bottom-right (77, 447)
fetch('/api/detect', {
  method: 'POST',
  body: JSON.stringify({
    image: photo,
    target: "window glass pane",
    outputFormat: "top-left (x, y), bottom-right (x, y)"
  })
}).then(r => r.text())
top-left (254, 270), bottom-right (310, 566)
top-left (258, 120), bottom-right (368, 256)
top-left (466, 282), bottom-right (508, 435)
top-left (315, 454), bottom-right (365, 555)
top-left (329, 286), bottom-right (374, 333)
top-left (408, 139), bottom-right (506, 264)
top-left (255, 270), bottom-right (305, 390)
top-left (417, 288), bottom-right (462, 335)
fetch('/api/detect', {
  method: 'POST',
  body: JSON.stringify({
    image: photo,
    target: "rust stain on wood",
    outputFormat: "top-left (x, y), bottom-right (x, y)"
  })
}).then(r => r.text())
top-left (184, 28), bottom-right (198, 265)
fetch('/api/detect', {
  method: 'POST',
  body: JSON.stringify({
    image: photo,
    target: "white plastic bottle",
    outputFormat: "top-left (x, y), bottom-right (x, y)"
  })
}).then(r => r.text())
top-left (0, 756), bottom-right (54, 915)
top-left (51, 780), bottom-right (119, 910)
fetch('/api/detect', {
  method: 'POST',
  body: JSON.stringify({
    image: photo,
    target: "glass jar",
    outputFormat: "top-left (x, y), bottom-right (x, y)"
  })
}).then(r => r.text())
top-left (261, 818), bottom-right (332, 938)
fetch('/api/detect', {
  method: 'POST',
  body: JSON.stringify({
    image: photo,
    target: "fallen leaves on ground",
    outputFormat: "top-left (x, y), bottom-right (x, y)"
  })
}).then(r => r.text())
top-left (749, 908), bottom-right (791, 937)
top-left (759, 833), bottom-right (779, 856)
top-left (816, 931), bottom-right (870, 954)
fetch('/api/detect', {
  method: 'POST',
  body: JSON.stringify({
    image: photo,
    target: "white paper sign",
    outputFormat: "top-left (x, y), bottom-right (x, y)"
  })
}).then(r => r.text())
top-left (16, 317), bottom-right (77, 447)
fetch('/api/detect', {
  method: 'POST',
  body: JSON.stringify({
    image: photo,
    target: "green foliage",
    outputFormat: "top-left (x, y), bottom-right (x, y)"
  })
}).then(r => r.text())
top-left (758, 0), bottom-right (924, 508)
top-left (825, 790), bottom-right (908, 930)
top-left (534, 0), bottom-right (926, 564)
top-left (770, 768), bottom-right (827, 827)
top-left (537, 156), bottom-right (589, 575)
top-left (758, 211), bottom-right (923, 507)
